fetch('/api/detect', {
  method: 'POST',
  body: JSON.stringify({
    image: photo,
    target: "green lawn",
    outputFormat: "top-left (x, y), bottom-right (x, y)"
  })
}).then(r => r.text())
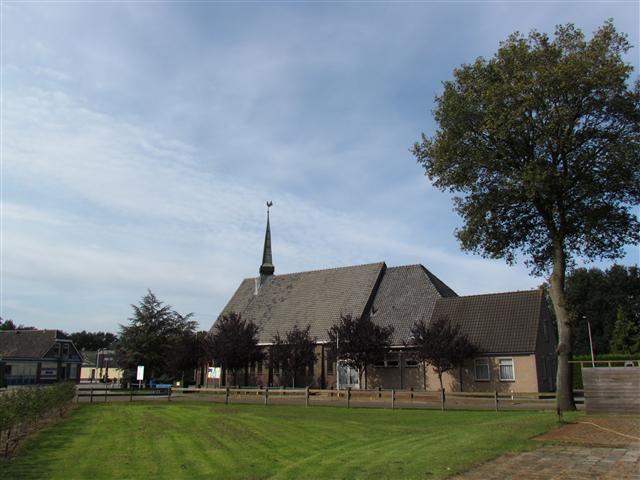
top-left (1, 403), bottom-right (569, 479)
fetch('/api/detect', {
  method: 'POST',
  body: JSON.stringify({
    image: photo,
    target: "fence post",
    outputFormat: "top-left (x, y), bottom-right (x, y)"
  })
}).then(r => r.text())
top-left (494, 391), bottom-right (499, 412)
top-left (347, 387), bottom-right (351, 408)
top-left (378, 386), bottom-right (382, 399)
top-left (410, 387), bottom-right (414, 400)
top-left (90, 386), bottom-right (93, 404)
top-left (225, 387), bottom-right (230, 405)
top-left (264, 387), bottom-right (269, 406)
top-left (391, 388), bottom-right (395, 409)
top-left (440, 388), bottom-right (446, 411)
top-left (305, 387), bottom-right (310, 407)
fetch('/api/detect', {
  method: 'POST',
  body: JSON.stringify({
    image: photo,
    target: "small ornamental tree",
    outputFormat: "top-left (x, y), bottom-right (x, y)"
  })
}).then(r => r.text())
top-left (410, 317), bottom-right (477, 391)
top-left (209, 312), bottom-right (263, 386)
top-left (270, 325), bottom-right (317, 387)
top-left (413, 21), bottom-right (640, 410)
top-left (327, 314), bottom-right (394, 389)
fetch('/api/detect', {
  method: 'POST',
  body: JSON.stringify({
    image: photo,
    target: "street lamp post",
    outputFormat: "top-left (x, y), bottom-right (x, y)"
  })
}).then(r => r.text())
top-left (583, 316), bottom-right (596, 368)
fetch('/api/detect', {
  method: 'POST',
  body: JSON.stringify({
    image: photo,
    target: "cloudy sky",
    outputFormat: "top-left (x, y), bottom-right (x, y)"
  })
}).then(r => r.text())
top-left (2, 2), bottom-right (638, 333)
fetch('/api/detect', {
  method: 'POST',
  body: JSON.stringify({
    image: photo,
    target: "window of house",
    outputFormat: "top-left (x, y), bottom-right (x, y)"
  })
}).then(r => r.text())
top-left (53, 343), bottom-right (61, 357)
top-left (498, 358), bottom-right (515, 381)
top-left (62, 343), bottom-right (69, 358)
top-left (404, 359), bottom-right (419, 368)
top-left (373, 353), bottom-right (400, 368)
top-left (474, 358), bottom-right (490, 381)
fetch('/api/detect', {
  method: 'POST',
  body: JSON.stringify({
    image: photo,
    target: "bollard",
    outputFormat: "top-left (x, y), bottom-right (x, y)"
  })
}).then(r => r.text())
top-left (440, 388), bottom-right (446, 411)
top-left (90, 386), bottom-right (94, 404)
top-left (391, 389), bottom-right (395, 409)
top-left (494, 391), bottom-right (499, 412)
top-left (168, 387), bottom-right (172, 402)
top-left (378, 386), bottom-right (382, 399)
top-left (410, 387), bottom-right (414, 400)
top-left (264, 387), bottom-right (269, 406)
top-left (305, 387), bottom-right (310, 408)
top-left (225, 387), bottom-right (230, 405)
top-left (347, 387), bottom-right (351, 408)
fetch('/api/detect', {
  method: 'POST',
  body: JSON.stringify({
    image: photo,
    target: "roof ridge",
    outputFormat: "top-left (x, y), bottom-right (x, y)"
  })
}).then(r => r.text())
top-left (443, 289), bottom-right (543, 300)
top-left (241, 261), bottom-right (386, 281)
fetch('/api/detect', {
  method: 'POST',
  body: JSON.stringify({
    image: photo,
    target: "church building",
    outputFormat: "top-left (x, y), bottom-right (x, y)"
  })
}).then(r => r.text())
top-left (212, 206), bottom-right (557, 393)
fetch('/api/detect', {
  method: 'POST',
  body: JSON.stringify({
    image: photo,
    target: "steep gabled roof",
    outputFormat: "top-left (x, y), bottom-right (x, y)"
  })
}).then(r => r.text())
top-left (0, 330), bottom-right (65, 359)
top-left (216, 262), bottom-right (386, 344)
top-left (431, 290), bottom-right (546, 354)
top-left (369, 265), bottom-right (457, 344)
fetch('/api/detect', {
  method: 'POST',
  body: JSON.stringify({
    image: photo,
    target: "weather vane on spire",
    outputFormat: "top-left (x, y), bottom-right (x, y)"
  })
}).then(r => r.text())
top-left (266, 200), bottom-right (273, 212)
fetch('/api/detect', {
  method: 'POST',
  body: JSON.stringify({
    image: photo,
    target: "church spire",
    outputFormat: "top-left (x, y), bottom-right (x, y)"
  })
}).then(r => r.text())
top-left (259, 201), bottom-right (275, 276)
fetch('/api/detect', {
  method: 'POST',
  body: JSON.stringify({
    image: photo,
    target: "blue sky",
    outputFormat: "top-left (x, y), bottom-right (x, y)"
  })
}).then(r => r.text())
top-left (2, 2), bottom-right (638, 333)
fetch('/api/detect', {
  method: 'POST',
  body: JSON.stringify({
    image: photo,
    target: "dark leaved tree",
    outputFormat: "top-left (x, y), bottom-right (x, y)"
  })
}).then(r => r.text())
top-left (115, 291), bottom-right (196, 383)
top-left (410, 317), bottom-right (477, 391)
top-left (327, 314), bottom-right (394, 389)
top-left (209, 312), bottom-right (262, 386)
top-left (270, 325), bottom-right (317, 387)
top-left (413, 21), bottom-right (640, 410)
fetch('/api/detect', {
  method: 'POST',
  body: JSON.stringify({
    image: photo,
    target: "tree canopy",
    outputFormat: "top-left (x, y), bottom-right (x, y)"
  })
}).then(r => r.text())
top-left (209, 312), bottom-right (262, 386)
top-left (0, 318), bottom-right (35, 331)
top-left (413, 21), bottom-right (640, 410)
top-left (270, 325), bottom-right (317, 388)
top-left (327, 314), bottom-right (394, 389)
top-left (68, 331), bottom-right (118, 351)
top-left (410, 317), bottom-right (477, 391)
top-left (556, 265), bottom-right (639, 355)
top-left (115, 291), bottom-right (196, 383)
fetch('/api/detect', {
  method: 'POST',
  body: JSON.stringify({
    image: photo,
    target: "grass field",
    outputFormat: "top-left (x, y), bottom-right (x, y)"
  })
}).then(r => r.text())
top-left (1, 403), bottom-right (569, 479)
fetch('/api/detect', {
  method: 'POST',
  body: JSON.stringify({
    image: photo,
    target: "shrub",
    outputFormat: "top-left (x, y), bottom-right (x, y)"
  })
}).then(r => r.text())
top-left (0, 382), bottom-right (76, 458)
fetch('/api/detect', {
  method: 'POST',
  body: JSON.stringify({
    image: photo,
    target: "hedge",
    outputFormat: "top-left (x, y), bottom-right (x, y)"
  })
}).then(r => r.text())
top-left (0, 382), bottom-right (76, 458)
top-left (572, 353), bottom-right (640, 389)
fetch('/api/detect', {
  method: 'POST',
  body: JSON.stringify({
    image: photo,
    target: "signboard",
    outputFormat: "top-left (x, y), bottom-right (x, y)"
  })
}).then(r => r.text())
top-left (136, 365), bottom-right (145, 381)
top-left (208, 367), bottom-right (221, 379)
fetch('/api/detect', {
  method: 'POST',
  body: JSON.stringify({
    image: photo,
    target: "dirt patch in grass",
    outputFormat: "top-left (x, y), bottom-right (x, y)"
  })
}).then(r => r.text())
top-left (535, 414), bottom-right (640, 447)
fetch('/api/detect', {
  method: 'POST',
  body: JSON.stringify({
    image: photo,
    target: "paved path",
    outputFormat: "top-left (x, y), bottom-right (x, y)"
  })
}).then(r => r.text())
top-left (452, 445), bottom-right (640, 480)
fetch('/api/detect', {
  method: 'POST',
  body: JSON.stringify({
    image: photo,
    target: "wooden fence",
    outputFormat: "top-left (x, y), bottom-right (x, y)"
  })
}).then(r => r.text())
top-left (583, 367), bottom-right (640, 414)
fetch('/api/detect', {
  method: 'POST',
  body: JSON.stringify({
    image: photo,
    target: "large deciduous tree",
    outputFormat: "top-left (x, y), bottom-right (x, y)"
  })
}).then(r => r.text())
top-left (270, 325), bottom-right (317, 388)
top-left (412, 21), bottom-right (640, 410)
top-left (327, 314), bottom-right (394, 389)
top-left (410, 317), bottom-right (477, 391)
top-left (116, 291), bottom-right (196, 383)
top-left (209, 312), bottom-right (263, 386)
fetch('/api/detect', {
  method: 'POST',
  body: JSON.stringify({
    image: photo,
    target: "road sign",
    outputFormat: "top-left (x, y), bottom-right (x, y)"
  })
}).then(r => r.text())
top-left (136, 366), bottom-right (144, 381)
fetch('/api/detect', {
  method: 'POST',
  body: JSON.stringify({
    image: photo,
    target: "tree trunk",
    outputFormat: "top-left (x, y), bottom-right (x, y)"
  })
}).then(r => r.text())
top-left (549, 240), bottom-right (576, 411)
top-left (438, 370), bottom-right (444, 391)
